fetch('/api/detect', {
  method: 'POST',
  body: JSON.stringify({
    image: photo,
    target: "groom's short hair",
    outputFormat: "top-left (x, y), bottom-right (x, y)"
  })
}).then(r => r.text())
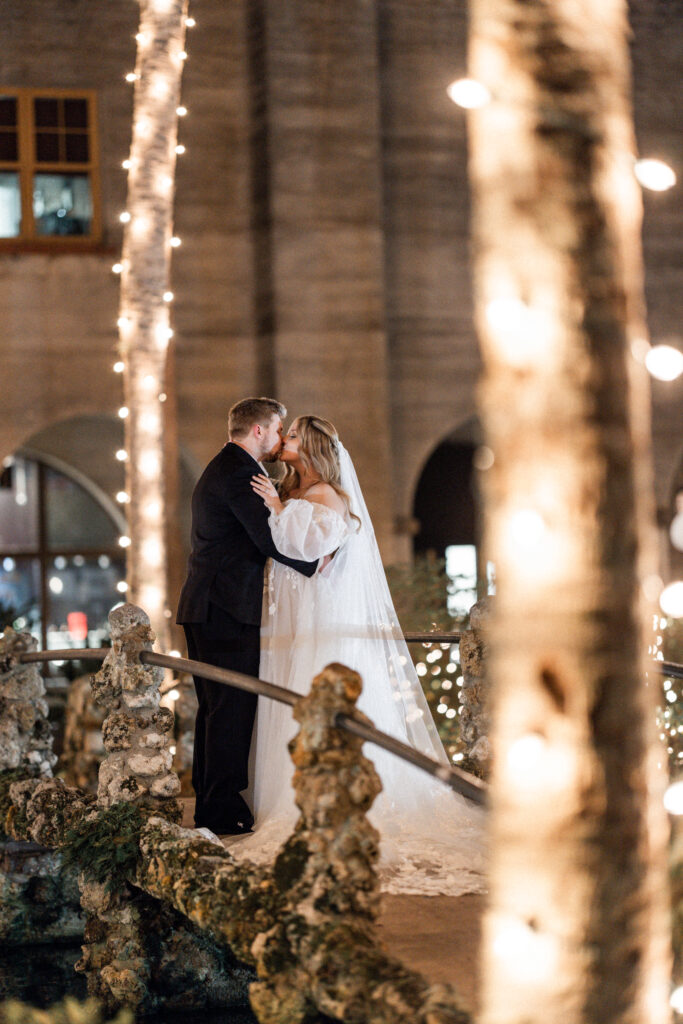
top-left (229, 397), bottom-right (286, 439)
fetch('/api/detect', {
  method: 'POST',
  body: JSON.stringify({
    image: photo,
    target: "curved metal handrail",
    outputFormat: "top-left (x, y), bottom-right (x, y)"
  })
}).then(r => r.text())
top-left (18, 643), bottom-right (683, 805)
top-left (18, 647), bottom-right (487, 805)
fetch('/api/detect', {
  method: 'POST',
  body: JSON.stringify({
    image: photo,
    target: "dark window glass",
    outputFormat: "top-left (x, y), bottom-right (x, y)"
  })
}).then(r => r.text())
top-left (33, 172), bottom-right (92, 237)
top-left (45, 467), bottom-right (118, 550)
top-left (0, 459), bottom-right (39, 552)
top-left (0, 556), bottom-right (41, 641)
top-left (35, 132), bottom-right (61, 162)
top-left (0, 97), bottom-right (17, 127)
top-left (65, 133), bottom-right (89, 163)
top-left (63, 99), bottom-right (88, 129)
top-left (0, 133), bottom-right (17, 161)
top-left (34, 97), bottom-right (59, 128)
top-left (45, 555), bottom-right (125, 648)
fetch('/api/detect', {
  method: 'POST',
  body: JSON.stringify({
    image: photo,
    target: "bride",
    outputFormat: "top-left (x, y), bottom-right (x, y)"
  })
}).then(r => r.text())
top-left (239, 414), bottom-right (485, 896)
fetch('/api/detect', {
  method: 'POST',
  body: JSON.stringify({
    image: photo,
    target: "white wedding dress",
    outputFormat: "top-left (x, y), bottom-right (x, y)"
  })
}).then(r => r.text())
top-left (233, 444), bottom-right (486, 896)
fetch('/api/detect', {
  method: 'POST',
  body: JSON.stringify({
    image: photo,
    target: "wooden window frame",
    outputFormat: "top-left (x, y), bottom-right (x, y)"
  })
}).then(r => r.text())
top-left (0, 87), bottom-right (102, 250)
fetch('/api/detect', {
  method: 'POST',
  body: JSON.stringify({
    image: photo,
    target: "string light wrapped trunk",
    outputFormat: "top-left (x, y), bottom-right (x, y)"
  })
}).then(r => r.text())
top-left (118, 0), bottom-right (189, 650)
top-left (467, 1), bottom-right (671, 1021)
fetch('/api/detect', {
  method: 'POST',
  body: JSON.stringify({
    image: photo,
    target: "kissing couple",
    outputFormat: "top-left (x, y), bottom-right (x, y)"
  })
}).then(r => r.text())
top-left (177, 397), bottom-right (485, 895)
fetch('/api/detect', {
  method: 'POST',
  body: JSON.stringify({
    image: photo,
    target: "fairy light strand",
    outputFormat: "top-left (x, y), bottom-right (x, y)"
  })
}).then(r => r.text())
top-left (112, 0), bottom-right (193, 648)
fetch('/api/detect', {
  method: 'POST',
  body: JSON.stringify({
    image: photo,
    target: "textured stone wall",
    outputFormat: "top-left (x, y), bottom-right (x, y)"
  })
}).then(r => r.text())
top-left (0, 1), bottom-right (680, 568)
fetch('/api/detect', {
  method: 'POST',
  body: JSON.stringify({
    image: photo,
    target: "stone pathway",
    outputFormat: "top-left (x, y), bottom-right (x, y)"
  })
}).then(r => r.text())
top-left (181, 799), bottom-right (483, 1012)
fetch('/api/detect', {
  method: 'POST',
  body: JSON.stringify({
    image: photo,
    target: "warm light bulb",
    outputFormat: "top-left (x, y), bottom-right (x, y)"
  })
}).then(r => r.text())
top-left (117, 316), bottom-right (130, 329)
top-left (671, 986), bottom-right (683, 1013)
top-left (116, 580), bottom-right (129, 593)
top-left (140, 450), bottom-right (161, 477)
top-left (116, 491), bottom-right (130, 504)
top-left (170, 236), bottom-right (181, 247)
top-left (118, 535), bottom-right (131, 548)
top-left (492, 914), bottom-right (558, 984)
top-left (634, 158), bottom-right (677, 192)
top-left (118, 406), bottom-right (129, 419)
top-left (175, 144), bottom-right (186, 155)
top-left (119, 211), bottom-right (131, 223)
top-left (112, 263), bottom-right (123, 274)
top-left (446, 78), bottom-right (491, 109)
top-left (660, 581), bottom-right (683, 618)
top-left (163, 291), bottom-right (174, 302)
top-left (185, 16), bottom-right (196, 27)
top-left (664, 781), bottom-right (683, 814)
top-left (645, 344), bottom-right (683, 382)
top-left (167, 688), bottom-right (181, 701)
top-left (122, 159), bottom-right (132, 170)
top-left (178, 50), bottom-right (188, 60)
top-left (115, 449), bottom-right (128, 462)
top-left (485, 297), bottom-right (556, 368)
top-left (125, 72), bottom-right (139, 83)
top-left (176, 106), bottom-right (188, 116)
top-left (142, 374), bottom-right (157, 390)
top-left (113, 361), bottom-right (125, 373)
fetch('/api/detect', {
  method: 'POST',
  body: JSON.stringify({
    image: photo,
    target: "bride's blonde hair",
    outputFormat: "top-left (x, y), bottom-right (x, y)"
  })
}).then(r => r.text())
top-left (280, 415), bottom-right (360, 528)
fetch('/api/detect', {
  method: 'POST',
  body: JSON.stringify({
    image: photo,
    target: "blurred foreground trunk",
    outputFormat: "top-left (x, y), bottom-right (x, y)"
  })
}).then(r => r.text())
top-left (467, 1), bottom-right (671, 1021)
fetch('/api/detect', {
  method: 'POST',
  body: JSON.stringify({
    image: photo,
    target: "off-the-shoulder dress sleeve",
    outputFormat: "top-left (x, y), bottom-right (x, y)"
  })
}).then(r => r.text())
top-left (269, 499), bottom-right (348, 561)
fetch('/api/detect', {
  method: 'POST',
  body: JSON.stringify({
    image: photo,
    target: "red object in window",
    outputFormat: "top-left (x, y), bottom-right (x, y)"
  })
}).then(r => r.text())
top-left (67, 611), bottom-right (88, 643)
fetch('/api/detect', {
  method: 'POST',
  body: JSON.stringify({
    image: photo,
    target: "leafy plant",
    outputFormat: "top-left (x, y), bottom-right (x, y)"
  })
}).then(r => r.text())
top-left (61, 802), bottom-right (148, 893)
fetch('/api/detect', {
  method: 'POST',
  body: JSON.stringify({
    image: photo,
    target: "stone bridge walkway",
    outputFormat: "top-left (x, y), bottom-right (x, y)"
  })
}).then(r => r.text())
top-left (180, 799), bottom-right (484, 1012)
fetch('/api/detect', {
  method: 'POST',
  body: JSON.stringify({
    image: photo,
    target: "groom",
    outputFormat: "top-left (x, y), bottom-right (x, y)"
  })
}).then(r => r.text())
top-left (176, 397), bottom-right (318, 835)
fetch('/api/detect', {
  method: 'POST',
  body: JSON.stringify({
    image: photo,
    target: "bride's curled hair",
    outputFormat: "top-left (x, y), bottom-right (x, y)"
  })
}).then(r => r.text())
top-left (280, 415), bottom-right (360, 528)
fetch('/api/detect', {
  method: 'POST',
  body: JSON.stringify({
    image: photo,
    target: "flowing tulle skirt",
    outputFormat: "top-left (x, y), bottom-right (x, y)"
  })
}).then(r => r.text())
top-left (231, 552), bottom-right (486, 896)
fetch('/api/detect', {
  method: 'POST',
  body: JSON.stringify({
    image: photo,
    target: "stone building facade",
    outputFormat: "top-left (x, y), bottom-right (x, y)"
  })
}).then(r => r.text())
top-left (0, 1), bottom-right (681, 617)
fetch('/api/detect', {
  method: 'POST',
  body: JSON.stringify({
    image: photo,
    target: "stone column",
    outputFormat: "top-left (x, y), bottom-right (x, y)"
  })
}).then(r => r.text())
top-left (250, 662), bottom-right (471, 1024)
top-left (0, 628), bottom-right (55, 779)
top-left (76, 603), bottom-right (183, 1013)
top-left (458, 597), bottom-right (492, 773)
top-left (0, 628), bottom-right (78, 946)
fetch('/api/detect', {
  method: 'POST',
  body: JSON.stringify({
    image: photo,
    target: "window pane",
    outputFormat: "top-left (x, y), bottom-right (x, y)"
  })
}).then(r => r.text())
top-left (0, 97), bottom-right (17, 127)
top-left (0, 556), bottom-right (41, 643)
top-left (445, 544), bottom-right (478, 617)
top-left (0, 132), bottom-right (17, 161)
top-left (45, 555), bottom-right (125, 649)
top-left (35, 131), bottom-right (61, 162)
top-left (0, 459), bottom-right (39, 551)
top-left (65, 132), bottom-right (89, 163)
top-left (45, 467), bottom-right (118, 551)
top-left (33, 172), bottom-right (92, 236)
top-left (0, 171), bottom-right (21, 237)
top-left (34, 97), bottom-right (59, 128)
top-left (63, 99), bottom-right (88, 129)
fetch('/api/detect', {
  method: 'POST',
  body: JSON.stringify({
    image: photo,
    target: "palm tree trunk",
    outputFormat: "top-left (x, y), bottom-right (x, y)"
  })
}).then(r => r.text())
top-left (467, 0), bottom-right (671, 1020)
top-left (119, 0), bottom-right (189, 649)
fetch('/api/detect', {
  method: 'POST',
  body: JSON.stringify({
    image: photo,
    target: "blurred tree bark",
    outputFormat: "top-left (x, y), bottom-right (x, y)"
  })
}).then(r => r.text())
top-left (467, 1), bottom-right (671, 1021)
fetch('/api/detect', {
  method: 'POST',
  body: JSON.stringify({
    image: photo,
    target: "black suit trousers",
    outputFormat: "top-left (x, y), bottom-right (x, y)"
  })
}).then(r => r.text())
top-left (183, 602), bottom-right (260, 831)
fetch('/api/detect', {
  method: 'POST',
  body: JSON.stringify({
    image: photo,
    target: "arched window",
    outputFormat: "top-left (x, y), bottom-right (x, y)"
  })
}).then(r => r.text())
top-left (0, 455), bottom-right (126, 652)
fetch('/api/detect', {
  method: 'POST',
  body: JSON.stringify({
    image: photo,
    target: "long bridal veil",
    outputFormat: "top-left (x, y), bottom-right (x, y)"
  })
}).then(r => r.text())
top-left (239, 441), bottom-right (486, 895)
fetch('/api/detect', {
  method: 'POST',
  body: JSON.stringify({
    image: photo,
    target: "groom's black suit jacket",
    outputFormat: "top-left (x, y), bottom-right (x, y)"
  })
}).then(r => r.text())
top-left (176, 442), bottom-right (317, 626)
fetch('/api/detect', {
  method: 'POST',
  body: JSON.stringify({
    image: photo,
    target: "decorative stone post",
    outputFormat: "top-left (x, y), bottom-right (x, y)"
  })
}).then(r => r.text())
top-left (91, 603), bottom-right (181, 815)
top-left (76, 603), bottom-right (183, 1012)
top-left (249, 662), bottom-right (471, 1024)
top-left (458, 597), bottom-right (492, 773)
top-left (0, 627), bottom-right (56, 778)
top-left (0, 628), bottom-right (83, 945)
